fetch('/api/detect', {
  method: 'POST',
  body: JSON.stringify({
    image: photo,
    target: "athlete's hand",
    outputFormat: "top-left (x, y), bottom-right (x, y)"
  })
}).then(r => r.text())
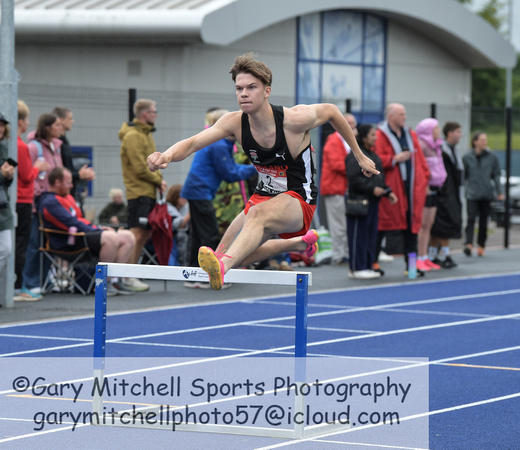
top-left (147, 152), bottom-right (170, 172)
top-left (358, 154), bottom-right (379, 177)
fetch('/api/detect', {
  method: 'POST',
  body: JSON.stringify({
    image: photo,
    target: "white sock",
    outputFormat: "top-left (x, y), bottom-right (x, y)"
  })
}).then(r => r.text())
top-left (428, 246), bottom-right (438, 260)
top-left (440, 247), bottom-right (450, 259)
top-left (418, 255), bottom-right (427, 261)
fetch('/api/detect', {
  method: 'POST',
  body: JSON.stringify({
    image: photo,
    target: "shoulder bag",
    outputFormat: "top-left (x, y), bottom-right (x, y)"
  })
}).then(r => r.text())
top-left (345, 197), bottom-right (369, 217)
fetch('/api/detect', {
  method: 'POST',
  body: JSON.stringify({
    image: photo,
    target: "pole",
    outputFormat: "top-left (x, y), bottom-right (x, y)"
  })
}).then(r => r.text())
top-left (0, 0), bottom-right (18, 308)
top-left (504, 0), bottom-right (514, 248)
top-left (128, 88), bottom-right (136, 122)
top-left (430, 103), bottom-right (437, 119)
top-left (345, 99), bottom-right (352, 113)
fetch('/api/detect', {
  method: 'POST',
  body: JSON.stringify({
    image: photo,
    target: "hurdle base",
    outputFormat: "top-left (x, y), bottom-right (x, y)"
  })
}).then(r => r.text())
top-left (92, 405), bottom-right (349, 439)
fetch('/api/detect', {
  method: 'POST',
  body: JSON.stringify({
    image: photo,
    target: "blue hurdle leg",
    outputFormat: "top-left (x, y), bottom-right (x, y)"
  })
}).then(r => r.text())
top-left (93, 264), bottom-right (108, 367)
top-left (295, 273), bottom-right (309, 358)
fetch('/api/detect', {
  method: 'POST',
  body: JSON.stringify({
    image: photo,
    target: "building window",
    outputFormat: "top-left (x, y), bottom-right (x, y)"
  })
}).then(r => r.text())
top-left (297, 11), bottom-right (387, 124)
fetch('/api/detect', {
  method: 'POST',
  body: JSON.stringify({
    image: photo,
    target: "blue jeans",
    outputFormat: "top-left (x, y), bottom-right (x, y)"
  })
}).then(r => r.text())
top-left (22, 214), bottom-right (50, 289)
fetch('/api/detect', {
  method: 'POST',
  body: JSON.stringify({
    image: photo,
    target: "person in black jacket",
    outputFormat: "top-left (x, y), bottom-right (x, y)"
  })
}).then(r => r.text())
top-left (346, 124), bottom-right (398, 280)
top-left (430, 121), bottom-right (464, 268)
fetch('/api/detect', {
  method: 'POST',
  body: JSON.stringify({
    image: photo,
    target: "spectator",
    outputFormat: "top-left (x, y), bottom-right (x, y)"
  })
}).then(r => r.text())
top-left (13, 101), bottom-right (48, 301)
top-left (213, 141), bottom-right (256, 239)
top-left (346, 124), bottom-right (397, 279)
top-left (0, 113), bottom-right (15, 288)
top-left (98, 188), bottom-right (128, 227)
top-left (430, 122), bottom-right (464, 268)
top-left (415, 118), bottom-right (446, 272)
top-left (463, 132), bottom-right (503, 257)
top-left (180, 108), bottom-right (257, 289)
top-left (39, 167), bottom-right (136, 296)
top-left (52, 107), bottom-right (96, 207)
top-left (374, 103), bottom-right (430, 277)
top-left (166, 184), bottom-right (190, 266)
top-left (320, 112), bottom-right (357, 265)
top-left (148, 53), bottom-right (378, 290)
top-left (119, 98), bottom-right (167, 292)
top-left (22, 113), bottom-right (64, 295)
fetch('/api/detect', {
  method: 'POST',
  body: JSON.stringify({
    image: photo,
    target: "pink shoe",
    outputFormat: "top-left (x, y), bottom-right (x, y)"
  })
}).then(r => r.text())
top-left (416, 259), bottom-right (431, 272)
top-left (198, 247), bottom-right (230, 291)
top-left (302, 229), bottom-right (319, 258)
top-left (424, 258), bottom-right (441, 270)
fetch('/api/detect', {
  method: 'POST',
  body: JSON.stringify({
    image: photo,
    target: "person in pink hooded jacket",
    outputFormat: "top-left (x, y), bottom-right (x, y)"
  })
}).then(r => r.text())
top-left (415, 118), bottom-right (447, 272)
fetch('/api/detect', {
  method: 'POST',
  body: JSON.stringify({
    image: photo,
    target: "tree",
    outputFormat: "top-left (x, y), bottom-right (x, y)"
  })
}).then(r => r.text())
top-left (465, 0), bottom-right (520, 107)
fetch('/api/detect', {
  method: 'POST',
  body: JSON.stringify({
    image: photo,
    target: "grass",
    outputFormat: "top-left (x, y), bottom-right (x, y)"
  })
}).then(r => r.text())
top-left (480, 131), bottom-right (520, 150)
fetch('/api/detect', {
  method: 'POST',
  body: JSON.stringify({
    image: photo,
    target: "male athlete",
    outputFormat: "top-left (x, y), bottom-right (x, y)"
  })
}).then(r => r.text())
top-left (148, 53), bottom-right (378, 290)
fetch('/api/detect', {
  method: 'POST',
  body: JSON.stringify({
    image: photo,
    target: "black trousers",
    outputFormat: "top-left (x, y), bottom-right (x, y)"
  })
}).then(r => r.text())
top-left (347, 201), bottom-right (379, 272)
top-left (14, 203), bottom-right (33, 289)
top-left (401, 202), bottom-right (418, 269)
top-left (465, 199), bottom-right (492, 248)
top-left (187, 200), bottom-right (220, 267)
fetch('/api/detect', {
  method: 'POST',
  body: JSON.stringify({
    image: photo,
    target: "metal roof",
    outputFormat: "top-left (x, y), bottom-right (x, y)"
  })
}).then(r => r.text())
top-left (15, 0), bottom-right (217, 10)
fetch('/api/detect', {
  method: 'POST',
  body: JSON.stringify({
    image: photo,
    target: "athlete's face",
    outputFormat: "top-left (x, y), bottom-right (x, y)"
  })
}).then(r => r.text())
top-left (235, 72), bottom-right (271, 114)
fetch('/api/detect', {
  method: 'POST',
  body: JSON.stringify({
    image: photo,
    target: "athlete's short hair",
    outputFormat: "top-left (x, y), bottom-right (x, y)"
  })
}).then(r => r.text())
top-left (230, 52), bottom-right (272, 87)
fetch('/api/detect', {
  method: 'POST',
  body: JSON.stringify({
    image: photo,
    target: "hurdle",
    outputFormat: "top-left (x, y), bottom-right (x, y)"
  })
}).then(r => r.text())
top-left (92, 263), bottom-right (347, 439)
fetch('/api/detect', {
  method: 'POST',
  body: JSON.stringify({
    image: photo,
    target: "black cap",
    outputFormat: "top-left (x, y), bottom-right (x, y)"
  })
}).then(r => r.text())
top-left (0, 112), bottom-right (9, 124)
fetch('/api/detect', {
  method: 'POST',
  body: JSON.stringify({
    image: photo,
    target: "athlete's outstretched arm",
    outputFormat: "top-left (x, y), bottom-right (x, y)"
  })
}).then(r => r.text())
top-left (288, 103), bottom-right (379, 176)
top-left (147, 112), bottom-right (240, 172)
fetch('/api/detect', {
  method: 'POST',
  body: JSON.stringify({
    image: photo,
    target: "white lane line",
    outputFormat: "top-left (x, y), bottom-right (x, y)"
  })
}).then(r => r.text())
top-left (107, 288), bottom-right (520, 343)
top-left (0, 333), bottom-right (91, 342)
top-left (304, 311), bottom-right (520, 349)
top-left (248, 323), bottom-right (379, 334)
top-left (0, 422), bottom-right (89, 444)
top-left (2, 287), bottom-right (519, 357)
top-left (0, 342), bottom-right (92, 357)
top-left (2, 345), bottom-right (520, 445)
top-left (257, 391), bottom-right (520, 449)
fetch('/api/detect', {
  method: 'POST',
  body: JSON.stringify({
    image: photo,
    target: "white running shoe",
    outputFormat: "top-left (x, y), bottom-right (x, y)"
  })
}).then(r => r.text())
top-left (184, 281), bottom-right (211, 289)
top-left (349, 269), bottom-right (381, 279)
top-left (378, 251), bottom-right (394, 263)
top-left (121, 278), bottom-right (150, 292)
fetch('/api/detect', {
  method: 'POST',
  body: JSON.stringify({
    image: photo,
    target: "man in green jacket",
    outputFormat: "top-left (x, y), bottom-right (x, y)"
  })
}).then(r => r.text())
top-left (119, 99), bottom-right (167, 291)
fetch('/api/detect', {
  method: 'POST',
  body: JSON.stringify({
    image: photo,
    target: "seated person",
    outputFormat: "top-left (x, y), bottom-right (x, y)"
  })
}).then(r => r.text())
top-left (39, 167), bottom-right (137, 295)
top-left (98, 187), bottom-right (128, 228)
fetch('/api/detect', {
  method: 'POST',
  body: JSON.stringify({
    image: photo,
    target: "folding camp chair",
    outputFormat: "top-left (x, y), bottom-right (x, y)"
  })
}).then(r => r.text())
top-left (137, 240), bottom-right (160, 265)
top-left (38, 218), bottom-right (97, 295)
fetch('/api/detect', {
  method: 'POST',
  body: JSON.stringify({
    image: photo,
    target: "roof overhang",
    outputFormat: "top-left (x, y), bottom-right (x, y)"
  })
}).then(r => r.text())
top-left (13, 0), bottom-right (516, 68)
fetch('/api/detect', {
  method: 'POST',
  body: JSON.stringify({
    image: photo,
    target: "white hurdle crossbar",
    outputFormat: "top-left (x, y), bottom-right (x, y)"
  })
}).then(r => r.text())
top-left (92, 263), bottom-right (344, 440)
top-left (93, 262), bottom-right (312, 364)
